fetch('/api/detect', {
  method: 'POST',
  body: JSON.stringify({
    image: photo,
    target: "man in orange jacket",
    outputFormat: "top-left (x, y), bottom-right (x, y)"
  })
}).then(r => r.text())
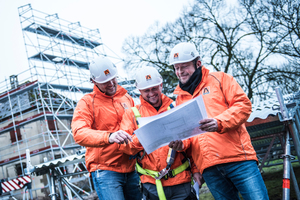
top-left (168, 42), bottom-right (269, 200)
top-left (72, 57), bottom-right (142, 200)
top-left (119, 66), bottom-right (199, 200)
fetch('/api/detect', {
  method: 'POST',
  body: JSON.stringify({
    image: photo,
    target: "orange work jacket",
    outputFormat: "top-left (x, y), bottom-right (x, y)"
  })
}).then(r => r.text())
top-left (119, 94), bottom-right (199, 186)
top-left (72, 85), bottom-right (135, 173)
top-left (174, 66), bottom-right (257, 174)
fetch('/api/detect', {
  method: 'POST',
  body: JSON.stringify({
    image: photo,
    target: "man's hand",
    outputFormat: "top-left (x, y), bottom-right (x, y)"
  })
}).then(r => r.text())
top-left (193, 172), bottom-right (205, 189)
top-left (199, 118), bottom-right (218, 132)
top-left (168, 140), bottom-right (184, 151)
top-left (109, 130), bottom-right (132, 144)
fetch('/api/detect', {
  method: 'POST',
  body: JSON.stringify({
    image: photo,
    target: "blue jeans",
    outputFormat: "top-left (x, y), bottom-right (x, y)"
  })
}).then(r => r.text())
top-left (91, 170), bottom-right (142, 200)
top-left (202, 160), bottom-right (269, 200)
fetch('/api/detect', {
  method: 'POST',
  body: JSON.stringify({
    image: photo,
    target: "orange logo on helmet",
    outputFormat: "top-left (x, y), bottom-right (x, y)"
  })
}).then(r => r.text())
top-left (104, 69), bottom-right (110, 76)
top-left (174, 53), bottom-right (179, 59)
top-left (146, 75), bottom-right (152, 80)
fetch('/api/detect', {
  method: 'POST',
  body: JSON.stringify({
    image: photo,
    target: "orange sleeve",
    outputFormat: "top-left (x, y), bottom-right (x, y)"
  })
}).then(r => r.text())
top-left (118, 109), bottom-right (144, 155)
top-left (182, 138), bottom-right (191, 151)
top-left (72, 99), bottom-right (111, 147)
top-left (184, 139), bottom-right (200, 174)
top-left (214, 73), bottom-right (252, 134)
top-left (216, 119), bottom-right (223, 133)
top-left (190, 157), bottom-right (200, 174)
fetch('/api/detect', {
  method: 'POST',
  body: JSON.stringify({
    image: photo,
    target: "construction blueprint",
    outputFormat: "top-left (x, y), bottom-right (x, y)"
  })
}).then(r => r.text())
top-left (135, 95), bottom-right (208, 154)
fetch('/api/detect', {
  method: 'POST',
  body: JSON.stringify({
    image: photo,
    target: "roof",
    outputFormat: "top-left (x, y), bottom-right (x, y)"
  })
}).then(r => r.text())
top-left (29, 149), bottom-right (86, 175)
top-left (246, 90), bottom-right (300, 160)
top-left (247, 90), bottom-right (300, 125)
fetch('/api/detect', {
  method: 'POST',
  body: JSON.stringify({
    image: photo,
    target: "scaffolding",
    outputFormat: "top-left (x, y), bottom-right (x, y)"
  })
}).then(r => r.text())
top-left (246, 89), bottom-right (300, 199)
top-left (0, 4), bottom-right (135, 199)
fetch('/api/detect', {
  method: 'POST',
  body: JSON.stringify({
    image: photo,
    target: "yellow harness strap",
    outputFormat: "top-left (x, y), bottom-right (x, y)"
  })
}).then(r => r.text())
top-left (131, 101), bottom-right (175, 128)
top-left (136, 162), bottom-right (166, 200)
top-left (132, 102), bottom-right (191, 200)
top-left (131, 107), bottom-right (141, 128)
top-left (136, 160), bottom-right (190, 200)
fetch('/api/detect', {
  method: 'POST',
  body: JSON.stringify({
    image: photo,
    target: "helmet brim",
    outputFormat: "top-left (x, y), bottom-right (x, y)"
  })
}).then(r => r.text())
top-left (136, 81), bottom-right (162, 90)
top-left (91, 74), bottom-right (117, 84)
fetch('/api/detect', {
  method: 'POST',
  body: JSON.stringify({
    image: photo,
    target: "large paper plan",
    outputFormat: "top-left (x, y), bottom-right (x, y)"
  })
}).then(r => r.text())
top-left (134, 95), bottom-right (208, 154)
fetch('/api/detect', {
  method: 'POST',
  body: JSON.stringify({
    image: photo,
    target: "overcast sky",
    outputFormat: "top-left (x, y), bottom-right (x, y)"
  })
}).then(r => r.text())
top-left (0, 0), bottom-right (192, 86)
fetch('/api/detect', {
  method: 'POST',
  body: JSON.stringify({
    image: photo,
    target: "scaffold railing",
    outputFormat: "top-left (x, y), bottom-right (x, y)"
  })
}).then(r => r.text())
top-left (0, 3), bottom-right (139, 199)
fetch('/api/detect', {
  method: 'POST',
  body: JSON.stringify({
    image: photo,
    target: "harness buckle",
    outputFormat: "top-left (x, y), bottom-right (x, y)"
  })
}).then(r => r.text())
top-left (155, 168), bottom-right (169, 180)
top-left (163, 169), bottom-right (175, 180)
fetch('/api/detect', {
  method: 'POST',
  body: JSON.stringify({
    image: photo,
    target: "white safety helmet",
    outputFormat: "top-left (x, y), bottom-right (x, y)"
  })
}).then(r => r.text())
top-left (89, 57), bottom-right (118, 83)
top-left (169, 42), bottom-right (200, 65)
top-left (135, 66), bottom-right (163, 90)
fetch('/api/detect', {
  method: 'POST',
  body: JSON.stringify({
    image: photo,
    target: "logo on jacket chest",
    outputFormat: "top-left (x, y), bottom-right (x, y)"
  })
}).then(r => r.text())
top-left (121, 102), bottom-right (129, 110)
top-left (202, 87), bottom-right (210, 95)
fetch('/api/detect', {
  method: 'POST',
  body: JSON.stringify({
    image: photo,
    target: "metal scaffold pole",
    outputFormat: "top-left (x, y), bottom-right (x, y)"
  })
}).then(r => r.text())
top-left (275, 87), bottom-right (300, 200)
top-left (0, 3), bottom-right (137, 199)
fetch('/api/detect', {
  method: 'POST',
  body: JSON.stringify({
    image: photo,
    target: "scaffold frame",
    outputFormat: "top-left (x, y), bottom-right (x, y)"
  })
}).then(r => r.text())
top-left (0, 3), bottom-right (136, 199)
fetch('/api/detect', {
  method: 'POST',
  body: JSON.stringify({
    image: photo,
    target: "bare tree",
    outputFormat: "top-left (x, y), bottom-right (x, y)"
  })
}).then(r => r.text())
top-left (122, 0), bottom-right (300, 100)
top-left (122, 22), bottom-right (184, 95)
top-left (269, 0), bottom-right (300, 58)
top-left (242, 0), bottom-right (300, 96)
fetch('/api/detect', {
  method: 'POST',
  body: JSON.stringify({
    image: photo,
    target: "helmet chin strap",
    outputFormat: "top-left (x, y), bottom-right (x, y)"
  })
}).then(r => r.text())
top-left (95, 85), bottom-right (104, 93)
top-left (95, 84), bottom-right (113, 96)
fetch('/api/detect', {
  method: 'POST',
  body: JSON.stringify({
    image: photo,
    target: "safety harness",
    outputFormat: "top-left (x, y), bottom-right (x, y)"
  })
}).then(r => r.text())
top-left (130, 103), bottom-right (191, 200)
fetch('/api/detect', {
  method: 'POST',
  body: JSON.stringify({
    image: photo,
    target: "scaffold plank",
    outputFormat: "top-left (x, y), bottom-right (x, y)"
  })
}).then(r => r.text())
top-left (23, 23), bottom-right (101, 49)
top-left (0, 80), bottom-right (38, 102)
top-left (0, 112), bottom-right (73, 134)
top-left (39, 83), bottom-right (92, 93)
top-left (29, 53), bottom-right (89, 70)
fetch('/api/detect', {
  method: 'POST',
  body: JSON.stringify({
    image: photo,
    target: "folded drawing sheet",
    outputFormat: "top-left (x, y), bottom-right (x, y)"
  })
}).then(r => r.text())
top-left (135, 95), bottom-right (207, 154)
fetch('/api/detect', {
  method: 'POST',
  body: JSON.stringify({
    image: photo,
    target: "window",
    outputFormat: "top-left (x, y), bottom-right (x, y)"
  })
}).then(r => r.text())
top-left (9, 121), bottom-right (22, 143)
top-left (48, 119), bottom-right (58, 131)
top-left (15, 162), bottom-right (26, 176)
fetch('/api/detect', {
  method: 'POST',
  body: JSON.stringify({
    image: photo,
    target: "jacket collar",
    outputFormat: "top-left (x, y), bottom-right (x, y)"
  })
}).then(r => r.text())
top-left (92, 84), bottom-right (127, 99)
top-left (173, 66), bottom-right (210, 97)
